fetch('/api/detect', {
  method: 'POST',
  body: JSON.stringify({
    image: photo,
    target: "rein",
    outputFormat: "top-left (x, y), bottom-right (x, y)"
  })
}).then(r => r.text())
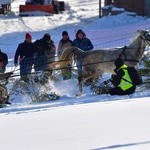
top-left (118, 46), bottom-right (139, 63)
top-left (140, 33), bottom-right (150, 45)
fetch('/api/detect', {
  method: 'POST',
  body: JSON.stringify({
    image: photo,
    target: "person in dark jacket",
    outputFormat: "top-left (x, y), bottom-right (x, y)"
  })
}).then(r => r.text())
top-left (109, 58), bottom-right (136, 95)
top-left (33, 33), bottom-right (56, 72)
top-left (73, 29), bottom-right (94, 78)
top-left (14, 33), bottom-right (34, 82)
top-left (58, 31), bottom-right (73, 80)
top-left (0, 49), bottom-right (8, 73)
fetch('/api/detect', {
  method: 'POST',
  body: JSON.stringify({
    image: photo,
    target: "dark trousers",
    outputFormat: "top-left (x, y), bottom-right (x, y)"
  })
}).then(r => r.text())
top-left (0, 67), bottom-right (6, 73)
top-left (20, 58), bottom-right (33, 76)
top-left (34, 56), bottom-right (46, 72)
top-left (77, 58), bottom-right (83, 78)
top-left (109, 86), bottom-right (136, 96)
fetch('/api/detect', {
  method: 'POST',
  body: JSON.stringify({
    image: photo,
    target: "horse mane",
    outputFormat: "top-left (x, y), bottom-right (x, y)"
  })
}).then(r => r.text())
top-left (129, 32), bottom-right (140, 43)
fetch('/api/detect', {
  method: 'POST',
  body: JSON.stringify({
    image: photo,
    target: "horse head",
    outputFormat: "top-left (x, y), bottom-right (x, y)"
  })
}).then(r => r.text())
top-left (137, 29), bottom-right (150, 46)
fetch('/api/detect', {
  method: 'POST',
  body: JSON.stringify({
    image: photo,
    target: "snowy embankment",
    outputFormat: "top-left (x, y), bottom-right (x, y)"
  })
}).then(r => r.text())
top-left (0, 97), bottom-right (150, 150)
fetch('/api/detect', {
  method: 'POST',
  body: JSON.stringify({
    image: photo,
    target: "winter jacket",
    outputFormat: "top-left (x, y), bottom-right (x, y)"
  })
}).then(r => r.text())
top-left (57, 39), bottom-right (73, 56)
top-left (33, 38), bottom-right (56, 71)
top-left (33, 38), bottom-right (56, 61)
top-left (73, 37), bottom-right (93, 51)
top-left (14, 41), bottom-right (34, 65)
top-left (111, 64), bottom-right (134, 91)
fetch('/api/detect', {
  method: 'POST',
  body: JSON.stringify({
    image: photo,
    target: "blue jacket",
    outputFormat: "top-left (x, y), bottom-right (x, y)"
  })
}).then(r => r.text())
top-left (73, 37), bottom-right (93, 51)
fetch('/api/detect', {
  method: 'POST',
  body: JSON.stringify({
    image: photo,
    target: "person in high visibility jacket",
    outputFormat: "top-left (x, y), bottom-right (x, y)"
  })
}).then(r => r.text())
top-left (109, 58), bottom-right (136, 95)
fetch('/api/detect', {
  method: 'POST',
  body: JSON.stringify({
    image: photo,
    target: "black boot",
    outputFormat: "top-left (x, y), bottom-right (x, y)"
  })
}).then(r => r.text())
top-left (4, 96), bottom-right (11, 105)
top-left (5, 101), bottom-right (11, 105)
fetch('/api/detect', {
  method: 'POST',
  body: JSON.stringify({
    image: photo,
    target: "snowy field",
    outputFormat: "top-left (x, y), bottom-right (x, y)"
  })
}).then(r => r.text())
top-left (0, 0), bottom-right (150, 149)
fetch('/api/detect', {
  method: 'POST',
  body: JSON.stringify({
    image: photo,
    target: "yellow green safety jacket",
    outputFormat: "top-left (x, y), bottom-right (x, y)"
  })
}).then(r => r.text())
top-left (117, 64), bottom-right (133, 91)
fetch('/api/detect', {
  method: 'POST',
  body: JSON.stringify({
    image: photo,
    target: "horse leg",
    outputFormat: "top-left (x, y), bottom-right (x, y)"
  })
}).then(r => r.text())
top-left (84, 67), bottom-right (103, 84)
top-left (76, 76), bottom-right (83, 97)
top-left (76, 68), bottom-right (103, 96)
top-left (82, 69), bottom-right (104, 90)
top-left (76, 70), bottom-right (96, 97)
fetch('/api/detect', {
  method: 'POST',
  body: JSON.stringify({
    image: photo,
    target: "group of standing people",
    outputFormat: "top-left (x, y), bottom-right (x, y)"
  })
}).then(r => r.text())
top-left (14, 29), bottom-right (94, 81)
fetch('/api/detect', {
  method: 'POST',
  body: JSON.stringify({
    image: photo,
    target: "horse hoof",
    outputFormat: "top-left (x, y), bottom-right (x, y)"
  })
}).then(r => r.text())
top-left (76, 92), bottom-right (82, 97)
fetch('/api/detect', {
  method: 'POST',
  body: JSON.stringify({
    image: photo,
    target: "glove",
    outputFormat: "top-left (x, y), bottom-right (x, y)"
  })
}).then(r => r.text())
top-left (103, 79), bottom-right (110, 85)
top-left (111, 74), bottom-right (116, 79)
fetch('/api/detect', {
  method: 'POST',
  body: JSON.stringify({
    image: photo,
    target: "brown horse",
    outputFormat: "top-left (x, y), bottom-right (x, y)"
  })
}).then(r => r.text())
top-left (49, 30), bottom-right (150, 95)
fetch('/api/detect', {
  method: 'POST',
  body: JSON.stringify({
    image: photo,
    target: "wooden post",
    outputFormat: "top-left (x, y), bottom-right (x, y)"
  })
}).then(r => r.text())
top-left (99, 0), bottom-right (101, 18)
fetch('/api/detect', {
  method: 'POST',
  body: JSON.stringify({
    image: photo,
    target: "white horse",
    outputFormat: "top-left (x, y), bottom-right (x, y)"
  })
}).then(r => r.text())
top-left (49, 30), bottom-right (150, 95)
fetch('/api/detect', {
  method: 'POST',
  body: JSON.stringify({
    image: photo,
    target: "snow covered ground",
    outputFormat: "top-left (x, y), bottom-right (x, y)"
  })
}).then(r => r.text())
top-left (1, 97), bottom-right (150, 150)
top-left (0, 0), bottom-right (150, 149)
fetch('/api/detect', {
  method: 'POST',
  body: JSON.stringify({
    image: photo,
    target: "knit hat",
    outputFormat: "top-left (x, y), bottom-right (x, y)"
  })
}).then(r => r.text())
top-left (62, 31), bottom-right (68, 36)
top-left (43, 33), bottom-right (51, 41)
top-left (114, 58), bottom-right (124, 68)
top-left (25, 33), bottom-right (32, 39)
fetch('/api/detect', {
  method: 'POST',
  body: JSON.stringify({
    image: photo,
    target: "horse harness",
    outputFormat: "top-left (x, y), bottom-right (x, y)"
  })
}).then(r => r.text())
top-left (140, 31), bottom-right (150, 45)
top-left (118, 30), bottom-right (150, 63)
top-left (118, 46), bottom-right (139, 63)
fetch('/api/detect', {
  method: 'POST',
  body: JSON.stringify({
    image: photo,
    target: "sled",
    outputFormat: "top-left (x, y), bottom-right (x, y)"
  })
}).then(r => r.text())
top-left (19, 1), bottom-right (65, 16)
top-left (19, 4), bottom-right (54, 16)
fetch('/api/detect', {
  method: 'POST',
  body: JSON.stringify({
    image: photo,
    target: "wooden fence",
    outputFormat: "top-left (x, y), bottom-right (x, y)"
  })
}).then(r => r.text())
top-left (113, 0), bottom-right (145, 15)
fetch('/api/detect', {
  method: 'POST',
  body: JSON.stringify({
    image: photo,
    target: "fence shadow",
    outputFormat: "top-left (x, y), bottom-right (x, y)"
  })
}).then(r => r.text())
top-left (92, 141), bottom-right (150, 150)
